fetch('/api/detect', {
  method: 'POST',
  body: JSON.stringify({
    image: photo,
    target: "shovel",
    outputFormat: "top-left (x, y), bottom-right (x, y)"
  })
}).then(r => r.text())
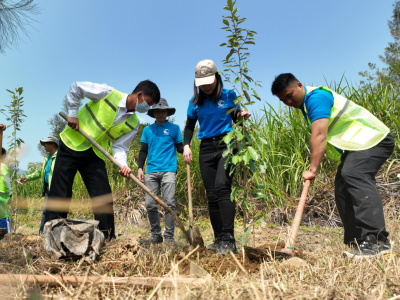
top-left (244, 179), bottom-right (311, 260)
top-left (59, 112), bottom-right (197, 246)
top-left (183, 125), bottom-right (204, 247)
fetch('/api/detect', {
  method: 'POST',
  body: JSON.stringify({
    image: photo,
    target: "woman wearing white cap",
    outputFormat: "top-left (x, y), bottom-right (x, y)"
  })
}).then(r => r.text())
top-left (183, 59), bottom-right (250, 255)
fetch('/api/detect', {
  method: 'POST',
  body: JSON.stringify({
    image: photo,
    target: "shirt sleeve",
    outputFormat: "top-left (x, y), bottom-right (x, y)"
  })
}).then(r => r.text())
top-left (67, 82), bottom-right (113, 118)
top-left (174, 125), bottom-right (183, 144)
top-left (112, 119), bottom-right (140, 167)
top-left (305, 90), bottom-right (334, 124)
top-left (140, 127), bottom-right (148, 144)
top-left (187, 98), bottom-right (198, 119)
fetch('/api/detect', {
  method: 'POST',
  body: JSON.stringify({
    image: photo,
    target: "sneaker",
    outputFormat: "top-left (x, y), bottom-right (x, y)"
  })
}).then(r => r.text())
top-left (207, 235), bottom-right (222, 251)
top-left (343, 236), bottom-right (391, 260)
top-left (217, 233), bottom-right (238, 256)
top-left (139, 235), bottom-right (163, 248)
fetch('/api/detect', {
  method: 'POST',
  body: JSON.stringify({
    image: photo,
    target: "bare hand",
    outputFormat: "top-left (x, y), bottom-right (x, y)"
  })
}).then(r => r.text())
top-left (237, 108), bottom-right (251, 119)
top-left (119, 166), bottom-right (132, 178)
top-left (18, 177), bottom-right (28, 185)
top-left (0, 123), bottom-right (6, 131)
top-left (137, 168), bottom-right (144, 183)
top-left (183, 145), bottom-right (192, 165)
top-left (302, 170), bottom-right (316, 182)
top-left (67, 117), bottom-right (79, 131)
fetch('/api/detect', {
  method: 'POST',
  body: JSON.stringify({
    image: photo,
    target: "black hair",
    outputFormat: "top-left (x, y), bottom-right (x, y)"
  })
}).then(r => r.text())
top-left (1, 147), bottom-right (6, 155)
top-left (271, 73), bottom-right (299, 95)
top-left (132, 80), bottom-right (161, 104)
top-left (192, 73), bottom-right (223, 106)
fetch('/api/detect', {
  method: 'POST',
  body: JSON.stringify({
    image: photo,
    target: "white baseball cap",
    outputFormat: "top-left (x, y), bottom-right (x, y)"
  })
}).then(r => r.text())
top-left (195, 59), bottom-right (217, 87)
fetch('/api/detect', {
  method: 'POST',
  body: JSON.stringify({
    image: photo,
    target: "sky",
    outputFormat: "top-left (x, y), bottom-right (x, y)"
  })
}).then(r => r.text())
top-left (0, 0), bottom-right (395, 169)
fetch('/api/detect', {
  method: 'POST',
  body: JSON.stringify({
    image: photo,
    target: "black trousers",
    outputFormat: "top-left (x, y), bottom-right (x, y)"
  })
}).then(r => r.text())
top-left (199, 137), bottom-right (235, 238)
top-left (335, 134), bottom-right (395, 245)
top-left (45, 140), bottom-right (115, 239)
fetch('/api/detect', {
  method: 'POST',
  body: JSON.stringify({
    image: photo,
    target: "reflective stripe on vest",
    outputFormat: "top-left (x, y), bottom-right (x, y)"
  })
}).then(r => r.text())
top-left (304, 86), bottom-right (389, 160)
top-left (60, 88), bottom-right (139, 159)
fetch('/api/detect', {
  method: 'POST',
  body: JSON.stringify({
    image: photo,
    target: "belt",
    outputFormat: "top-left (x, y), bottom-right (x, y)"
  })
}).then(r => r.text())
top-left (201, 133), bottom-right (227, 143)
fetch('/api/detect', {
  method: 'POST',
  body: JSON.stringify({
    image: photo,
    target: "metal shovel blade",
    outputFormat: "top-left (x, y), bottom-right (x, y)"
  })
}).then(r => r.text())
top-left (185, 227), bottom-right (204, 248)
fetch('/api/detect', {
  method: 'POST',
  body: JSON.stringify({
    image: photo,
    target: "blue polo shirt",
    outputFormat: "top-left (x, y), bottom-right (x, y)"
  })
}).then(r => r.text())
top-left (141, 121), bottom-right (183, 173)
top-left (187, 89), bottom-right (240, 139)
top-left (299, 87), bottom-right (334, 124)
top-left (45, 154), bottom-right (51, 183)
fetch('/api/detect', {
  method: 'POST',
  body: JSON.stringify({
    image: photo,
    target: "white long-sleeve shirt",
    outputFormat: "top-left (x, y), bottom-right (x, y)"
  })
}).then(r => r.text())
top-left (66, 82), bottom-right (140, 166)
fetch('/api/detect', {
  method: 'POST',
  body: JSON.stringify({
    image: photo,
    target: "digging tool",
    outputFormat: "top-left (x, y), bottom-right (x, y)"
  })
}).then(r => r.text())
top-left (243, 180), bottom-right (311, 260)
top-left (280, 179), bottom-right (311, 255)
top-left (184, 121), bottom-right (204, 247)
top-left (59, 112), bottom-right (195, 246)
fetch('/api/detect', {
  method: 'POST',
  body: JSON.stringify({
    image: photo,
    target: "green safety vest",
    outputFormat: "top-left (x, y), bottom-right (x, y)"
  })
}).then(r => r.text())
top-left (60, 88), bottom-right (139, 159)
top-left (25, 150), bottom-right (57, 197)
top-left (304, 86), bottom-right (390, 161)
top-left (0, 163), bottom-right (10, 219)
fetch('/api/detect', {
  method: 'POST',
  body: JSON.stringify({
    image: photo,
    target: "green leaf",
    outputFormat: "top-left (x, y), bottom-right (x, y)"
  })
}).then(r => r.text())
top-left (245, 150), bottom-right (251, 164)
top-left (248, 146), bottom-right (257, 160)
top-left (223, 131), bottom-right (234, 144)
top-left (243, 61), bottom-right (247, 69)
top-left (245, 41), bottom-right (255, 45)
top-left (234, 77), bottom-right (240, 84)
top-left (242, 226), bottom-right (251, 246)
top-left (231, 155), bottom-right (239, 165)
top-left (243, 90), bottom-right (251, 102)
top-left (242, 82), bottom-right (249, 90)
top-left (226, 48), bottom-right (235, 61)
top-left (259, 137), bottom-right (268, 145)
top-left (223, 19), bottom-right (229, 26)
top-left (222, 148), bottom-right (230, 158)
top-left (220, 43), bottom-right (227, 46)
top-left (227, 0), bottom-right (233, 10)
top-left (226, 107), bottom-right (236, 115)
top-left (234, 129), bottom-right (244, 141)
top-left (249, 159), bottom-right (255, 172)
top-left (231, 187), bottom-right (236, 201)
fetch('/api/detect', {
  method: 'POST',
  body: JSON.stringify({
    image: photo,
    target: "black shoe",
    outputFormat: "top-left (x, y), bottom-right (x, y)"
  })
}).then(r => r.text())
top-left (343, 236), bottom-right (391, 260)
top-left (164, 238), bottom-right (176, 246)
top-left (217, 233), bottom-right (238, 256)
top-left (207, 235), bottom-right (222, 251)
top-left (139, 235), bottom-right (163, 248)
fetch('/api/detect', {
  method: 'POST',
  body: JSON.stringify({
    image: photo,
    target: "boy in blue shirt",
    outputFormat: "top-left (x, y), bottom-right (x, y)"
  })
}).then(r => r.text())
top-left (0, 147), bottom-right (12, 236)
top-left (137, 99), bottom-right (184, 245)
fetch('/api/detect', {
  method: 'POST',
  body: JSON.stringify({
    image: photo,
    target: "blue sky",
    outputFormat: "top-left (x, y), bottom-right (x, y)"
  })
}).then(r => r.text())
top-left (0, 0), bottom-right (394, 169)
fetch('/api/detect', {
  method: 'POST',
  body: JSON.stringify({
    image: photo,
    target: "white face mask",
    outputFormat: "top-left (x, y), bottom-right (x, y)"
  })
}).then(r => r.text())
top-left (136, 95), bottom-right (150, 113)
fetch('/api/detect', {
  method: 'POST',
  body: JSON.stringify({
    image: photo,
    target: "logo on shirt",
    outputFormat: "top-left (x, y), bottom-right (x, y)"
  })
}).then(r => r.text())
top-left (218, 100), bottom-right (225, 108)
top-left (163, 129), bottom-right (170, 135)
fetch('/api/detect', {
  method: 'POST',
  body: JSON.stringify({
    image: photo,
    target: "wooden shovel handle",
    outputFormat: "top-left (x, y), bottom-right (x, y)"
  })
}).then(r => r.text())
top-left (284, 180), bottom-right (311, 251)
top-left (185, 120), bottom-right (193, 228)
top-left (59, 112), bottom-right (191, 243)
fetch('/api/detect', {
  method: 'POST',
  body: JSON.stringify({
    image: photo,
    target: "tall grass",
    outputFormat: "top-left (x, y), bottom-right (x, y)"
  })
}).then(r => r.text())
top-left (14, 82), bottom-right (400, 219)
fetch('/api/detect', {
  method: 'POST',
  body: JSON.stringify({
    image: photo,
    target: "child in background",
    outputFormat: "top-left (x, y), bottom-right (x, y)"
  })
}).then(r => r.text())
top-left (0, 147), bottom-right (11, 234)
top-left (137, 98), bottom-right (183, 246)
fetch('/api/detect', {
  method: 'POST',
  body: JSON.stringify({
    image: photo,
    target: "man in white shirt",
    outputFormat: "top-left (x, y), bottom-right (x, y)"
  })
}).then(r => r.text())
top-left (44, 80), bottom-right (160, 240)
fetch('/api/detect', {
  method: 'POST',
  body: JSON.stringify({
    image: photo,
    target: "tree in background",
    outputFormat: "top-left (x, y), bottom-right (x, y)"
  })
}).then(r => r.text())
top-left (0, 87), bottom-right (27, 231)
top-left (37, 96), bottom-right (82, 156)
top-left (0, 0), bottom-right (39, 54)
top-left (359, 1), bottom-right (400, 86)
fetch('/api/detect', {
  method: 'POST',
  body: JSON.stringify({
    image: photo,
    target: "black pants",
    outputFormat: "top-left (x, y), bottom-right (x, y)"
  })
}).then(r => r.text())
top-left (45, 140), bottom-right (115, 239)
top-left (199, 137), bottom-right (235, 238)
top-left (335, 134), bottom-right (395, 245)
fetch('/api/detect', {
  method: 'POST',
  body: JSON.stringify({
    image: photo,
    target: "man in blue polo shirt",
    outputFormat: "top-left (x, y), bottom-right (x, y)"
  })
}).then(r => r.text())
top-left (271, 73), bottom-right (394, 259)
top-left (137, 98), bottom-right (183, 246)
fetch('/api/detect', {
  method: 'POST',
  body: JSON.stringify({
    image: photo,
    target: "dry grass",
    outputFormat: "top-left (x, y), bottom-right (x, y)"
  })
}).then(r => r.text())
top-left (1, 171), bottom-right (400, 299)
